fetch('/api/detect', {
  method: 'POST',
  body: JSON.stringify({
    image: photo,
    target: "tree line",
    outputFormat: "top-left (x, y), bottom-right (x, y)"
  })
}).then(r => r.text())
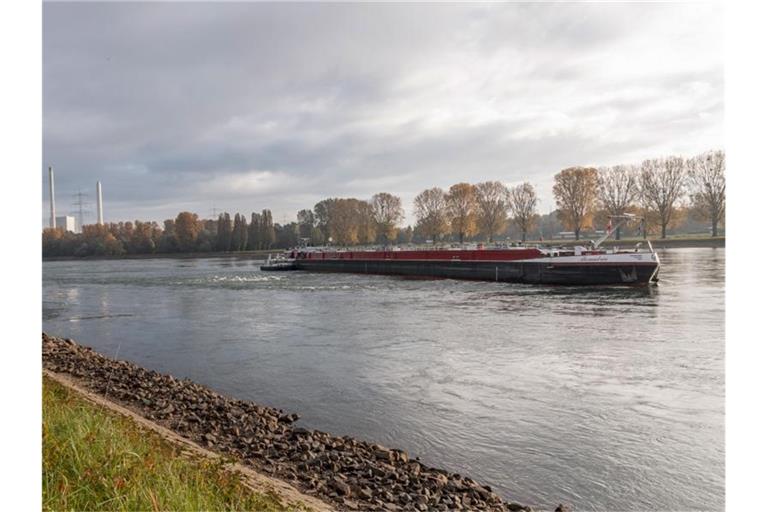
top-left (42, 149), bottom-right (724, 257)
top-left (555, 150), bottom-right (725, 240)
top-left (297, 149), bottom-right (724, 245)
top-left (42, 210), bottom-right (280, 257)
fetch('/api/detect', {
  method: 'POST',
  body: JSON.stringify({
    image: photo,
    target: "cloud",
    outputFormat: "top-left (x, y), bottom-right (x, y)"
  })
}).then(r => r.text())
top-left (43, 2), bottom-right (723, 225)
top-left (196, 170), bottom-right (300, 197)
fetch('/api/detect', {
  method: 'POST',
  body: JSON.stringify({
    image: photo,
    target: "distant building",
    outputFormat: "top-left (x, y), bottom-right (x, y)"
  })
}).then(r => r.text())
top-left (55, 215), bottom-right (79, 233)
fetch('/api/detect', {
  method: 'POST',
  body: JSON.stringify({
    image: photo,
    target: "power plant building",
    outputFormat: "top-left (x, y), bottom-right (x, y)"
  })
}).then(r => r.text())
top-left (56, 215), bottom-right (79, 233)
top-left (46, 167), bottom-right (103, 232)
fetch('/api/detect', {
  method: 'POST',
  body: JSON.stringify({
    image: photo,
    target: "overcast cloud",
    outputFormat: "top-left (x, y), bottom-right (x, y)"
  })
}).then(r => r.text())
top-left (43, 2), bottom-right (723, 225)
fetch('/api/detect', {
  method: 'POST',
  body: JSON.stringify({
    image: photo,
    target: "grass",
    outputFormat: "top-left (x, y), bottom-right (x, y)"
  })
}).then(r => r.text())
top-left (43, 376), bottom-right (296, 511)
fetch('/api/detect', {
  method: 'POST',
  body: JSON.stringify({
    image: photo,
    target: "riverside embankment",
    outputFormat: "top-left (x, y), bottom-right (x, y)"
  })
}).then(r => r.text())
top-left (43, 374), bottom-right (321, 511)
top-left (43, 333), bottom-right (552, 512)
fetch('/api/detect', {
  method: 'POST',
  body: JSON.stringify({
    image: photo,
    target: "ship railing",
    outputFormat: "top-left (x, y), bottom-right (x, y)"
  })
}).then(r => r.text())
top-left (618, 240), bottom-right (656, 254)
top-left (297, 240), bottom-right (660, 255)
top-left (644, 239), bottom-right (655, 254)
top-left (296, 242), bottom-right (541, 253)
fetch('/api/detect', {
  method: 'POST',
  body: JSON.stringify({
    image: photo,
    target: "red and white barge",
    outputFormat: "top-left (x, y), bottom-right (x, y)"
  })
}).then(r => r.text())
top-left (262, 216), bottom-right (660, 286)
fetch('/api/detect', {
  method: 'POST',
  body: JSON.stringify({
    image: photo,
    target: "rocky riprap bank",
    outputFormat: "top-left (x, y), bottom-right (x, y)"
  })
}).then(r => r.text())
top-left (43, 333), bottom-right (563, 512)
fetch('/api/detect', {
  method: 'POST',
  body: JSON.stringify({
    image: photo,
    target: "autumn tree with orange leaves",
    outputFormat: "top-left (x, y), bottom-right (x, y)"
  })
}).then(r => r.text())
top-left (552, 167), bottom-right (598, 240)
top-left (174, 212), bottom-right (200, 252)
top-left (414, 187), bottom-right (449, 243)
top-left (445, 183), bottom-right (478, 244)
top-left (474, 181), bottom-right (509, 242)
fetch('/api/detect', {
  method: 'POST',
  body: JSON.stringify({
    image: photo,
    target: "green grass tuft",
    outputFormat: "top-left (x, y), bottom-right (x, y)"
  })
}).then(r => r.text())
top-left (43, 376), bottom-right (295, 511)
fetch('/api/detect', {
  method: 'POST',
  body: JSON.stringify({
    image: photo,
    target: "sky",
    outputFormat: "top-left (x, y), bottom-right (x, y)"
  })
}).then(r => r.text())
top-left (42, 1), bottom-right (723, 226)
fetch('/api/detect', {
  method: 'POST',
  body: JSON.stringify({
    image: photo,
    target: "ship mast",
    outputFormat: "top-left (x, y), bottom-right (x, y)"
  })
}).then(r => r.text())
top-left (591, 214), bottom-right (637, 249)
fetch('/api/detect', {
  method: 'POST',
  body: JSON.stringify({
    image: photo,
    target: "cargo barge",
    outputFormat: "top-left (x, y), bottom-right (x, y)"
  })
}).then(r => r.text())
top-left (262, 215), bottom-right (660, 286)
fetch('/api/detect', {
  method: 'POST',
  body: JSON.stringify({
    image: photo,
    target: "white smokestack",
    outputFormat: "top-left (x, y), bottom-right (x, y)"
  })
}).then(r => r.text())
top-left (49, 166), bottom-right (56, 228)
top-left (96, 181), bottom-right (104, 225)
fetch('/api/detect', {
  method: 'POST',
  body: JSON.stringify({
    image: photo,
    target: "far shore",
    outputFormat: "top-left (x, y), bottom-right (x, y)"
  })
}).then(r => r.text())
top-left (43, 249), bottom-right (283, 262)
top-left (43, 235), bottom-right (725, 262)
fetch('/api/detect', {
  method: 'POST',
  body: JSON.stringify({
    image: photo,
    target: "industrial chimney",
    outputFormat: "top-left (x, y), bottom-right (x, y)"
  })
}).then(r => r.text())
top-left (49, 166), bottom-right (56, 229)
top-left (96, 181), bottom-right (104, 225)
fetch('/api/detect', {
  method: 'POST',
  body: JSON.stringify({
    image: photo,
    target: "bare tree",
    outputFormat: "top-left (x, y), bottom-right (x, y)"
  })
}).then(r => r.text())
top-left (370, 192), bottom-right (405, 244)
top-left (445, 183), bottom-right (478, 243)
top-left (640, 157), bottom-right (687, 239)
top-left (688, 150), bottom-right (725, 237)
top-left (597, 165), bottom-right (639, 240)
top-left (474, 181), bottom-right (509, 242)
top-left (508, 183), bottom-right (538, 242)
top-left (552, 167), bottom-right (598, 240)
top-left (413, 187), bottom-right (449, 243)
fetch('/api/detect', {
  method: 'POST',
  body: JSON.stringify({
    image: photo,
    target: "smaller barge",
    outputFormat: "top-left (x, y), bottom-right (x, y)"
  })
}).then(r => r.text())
top-left (262, 215), bottom-right (660, 286)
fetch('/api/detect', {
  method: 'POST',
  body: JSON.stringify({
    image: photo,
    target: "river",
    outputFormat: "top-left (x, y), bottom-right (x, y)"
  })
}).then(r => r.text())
top-left (42, 247), bottom-right (724, 511)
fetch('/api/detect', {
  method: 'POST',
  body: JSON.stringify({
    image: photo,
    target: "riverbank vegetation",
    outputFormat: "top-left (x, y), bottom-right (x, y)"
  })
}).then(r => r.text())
top-left (42, 149), bottom-right (724, 257)
top-left (43, 375), bottom-right (289, 511)
top-left (44, 333), bottom-right (534, 511)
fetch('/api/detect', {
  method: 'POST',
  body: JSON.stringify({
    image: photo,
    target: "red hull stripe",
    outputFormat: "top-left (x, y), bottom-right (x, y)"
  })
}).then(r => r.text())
top-left (300, 249), bottom-right (544, 262)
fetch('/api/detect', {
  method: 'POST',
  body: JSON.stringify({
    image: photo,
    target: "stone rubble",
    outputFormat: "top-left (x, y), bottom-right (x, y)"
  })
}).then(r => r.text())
top-left (44, 333), bottom-right (563, 512)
